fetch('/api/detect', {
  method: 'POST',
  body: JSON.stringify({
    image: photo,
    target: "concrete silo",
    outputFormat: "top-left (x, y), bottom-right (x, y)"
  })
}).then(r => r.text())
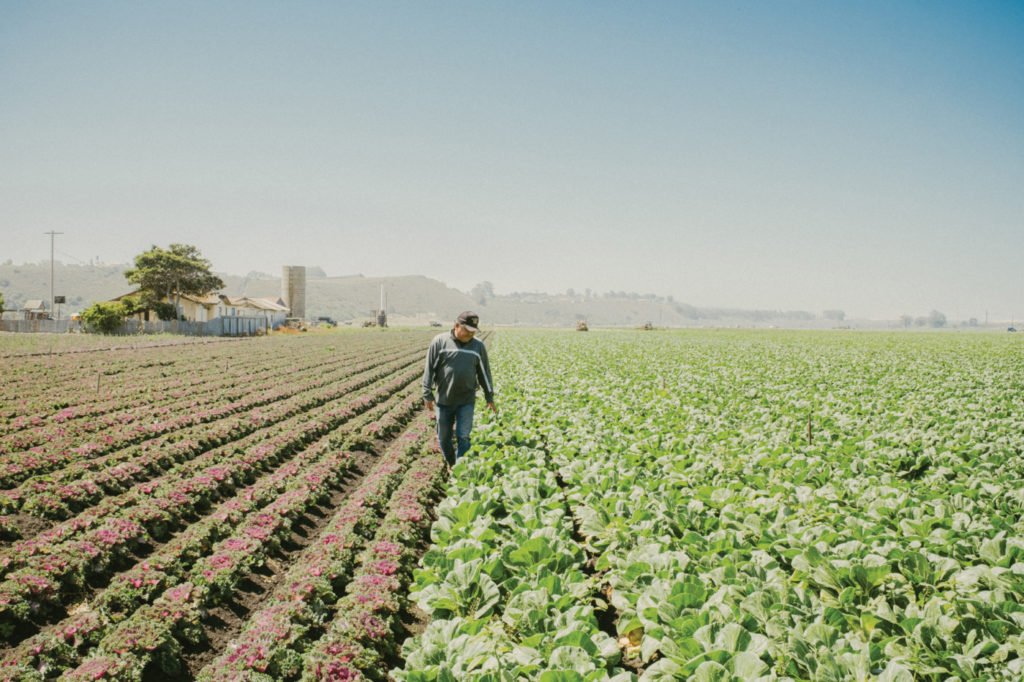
top-left (282, 266), bottom-right (307, 320)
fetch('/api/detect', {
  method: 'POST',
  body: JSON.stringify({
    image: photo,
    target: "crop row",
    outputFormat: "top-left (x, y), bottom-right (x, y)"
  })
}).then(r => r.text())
top-left (0, 330), bottom-right (419, 399)
top-left (53, 418), bottom-right (441, 681)
top-left (1, 443), bottom-right (351, 681)
top-left (396, 436), bottom-right (628, 681)
top-left (0, 363), bottom-right (424, 635)
top-left (0, 344), bottom-right (421, 516)
top-left (0, 382), bottom-right (426, 679)
top-left (1, 337), bottom-right (279, 427)
top-left (0, 340), bottom-right (423, 485)
top-left (0, 333), bottom-right (242, 362)
top-left (0, 338), bottom-right (322, 437)
top-left (197, 425), bottom-right (445, 681)
top-left (1, 356), bottom-right (418, 551)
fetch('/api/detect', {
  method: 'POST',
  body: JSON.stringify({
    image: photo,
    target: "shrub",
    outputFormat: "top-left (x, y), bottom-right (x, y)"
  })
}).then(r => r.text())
top-left (81, 301), bottom-right (128, 334)
top-left (151, 301), bottom-right (178, 321)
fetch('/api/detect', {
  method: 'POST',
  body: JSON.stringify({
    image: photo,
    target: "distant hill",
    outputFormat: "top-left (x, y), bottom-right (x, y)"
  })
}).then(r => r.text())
top-left (225, 273), bottom-right (477, 324)
top-left (0, 261), bottom-right (835, 327)
top-left (0, 262), bottom-right (477, 324)
top-left (0, 262), bottom-right (131, 313)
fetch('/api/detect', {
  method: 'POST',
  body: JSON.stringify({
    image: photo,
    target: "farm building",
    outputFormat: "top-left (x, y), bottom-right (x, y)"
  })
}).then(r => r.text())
top-left (20, 300), bottom-right (49, 320)
top-left (216, 295), bottom-right (290, 328)
top-left (176, 293), bottom-right (220, 322)
top-left (110, 291), bottom-right (219, 322)
top-left (109, 291), bottom-right (289, 328)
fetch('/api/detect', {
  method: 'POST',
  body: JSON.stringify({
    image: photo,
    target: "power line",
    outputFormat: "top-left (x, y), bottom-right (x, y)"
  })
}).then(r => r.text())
top-left (56, 249), bottom-right (91, 265)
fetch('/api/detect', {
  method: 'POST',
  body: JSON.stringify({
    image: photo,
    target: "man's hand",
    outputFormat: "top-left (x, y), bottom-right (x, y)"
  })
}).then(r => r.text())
top-left (425, 400), bottom-right (436, 419)
top-left (487, 402), bottom-right (497, 415)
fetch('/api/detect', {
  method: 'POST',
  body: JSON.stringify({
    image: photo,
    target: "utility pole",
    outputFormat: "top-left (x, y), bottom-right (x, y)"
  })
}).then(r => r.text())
top-left (44, 231), bottom-right (63, 319)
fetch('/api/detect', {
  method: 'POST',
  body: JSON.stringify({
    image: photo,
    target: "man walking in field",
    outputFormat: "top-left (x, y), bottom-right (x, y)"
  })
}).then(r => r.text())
top-left (422, 311), bottom-right (496, 467)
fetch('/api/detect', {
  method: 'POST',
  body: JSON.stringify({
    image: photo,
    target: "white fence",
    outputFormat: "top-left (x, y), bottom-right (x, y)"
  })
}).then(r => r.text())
top-left (116, 318), bottom-right (270, 336)
top-left (0, 319), bottom-right (76, 333)
top-left (0, 317), bottom-right (269, 337)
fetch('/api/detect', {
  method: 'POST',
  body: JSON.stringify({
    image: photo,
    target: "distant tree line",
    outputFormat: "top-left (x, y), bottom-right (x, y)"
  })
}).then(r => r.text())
top-left (468, 281), bottom-right (846, 322)
top-left (899, 310), bottom-right (948, 328)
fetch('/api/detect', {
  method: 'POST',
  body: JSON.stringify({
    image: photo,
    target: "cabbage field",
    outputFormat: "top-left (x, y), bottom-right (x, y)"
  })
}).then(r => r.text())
top-left (398, 329), bottom-right (1024, 681)
top-left (0, 329), bottom-right (1021, 681)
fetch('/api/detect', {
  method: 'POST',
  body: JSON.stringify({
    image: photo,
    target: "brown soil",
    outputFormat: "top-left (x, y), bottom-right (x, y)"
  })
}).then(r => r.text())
top-left (397, 603), bottom-right (431, 641)
top-left (0, 512), bottom-right (53, 543)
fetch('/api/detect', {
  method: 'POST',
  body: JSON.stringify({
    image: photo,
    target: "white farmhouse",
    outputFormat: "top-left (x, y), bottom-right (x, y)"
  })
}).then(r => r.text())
top-left (217, 296), bottom-right (290, 329)
top-left (109, 291), bottom-right (289, 329)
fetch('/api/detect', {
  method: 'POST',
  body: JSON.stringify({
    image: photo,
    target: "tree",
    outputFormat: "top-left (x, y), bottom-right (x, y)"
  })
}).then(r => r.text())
top-left (823, 309), bottom-right (845, 321)
top-left (150, 300), bottom-right (178, 321)
top-left (118, 294), bottom-right (173, 322)
top-left (124, 244), bottom-right (223, 320)
top-left (81, 301), bottom-right (128, 334)
top-left (928, 310), bottom-right (947, 328)
top-left (0, 291), bottom-right (4, 311)
top-left (470, 281), bottom-right (495, 306)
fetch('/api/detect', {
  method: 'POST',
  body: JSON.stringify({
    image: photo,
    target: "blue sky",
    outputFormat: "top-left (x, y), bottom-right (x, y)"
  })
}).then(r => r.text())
top-left (1, 1), bottom-right (1021, 320)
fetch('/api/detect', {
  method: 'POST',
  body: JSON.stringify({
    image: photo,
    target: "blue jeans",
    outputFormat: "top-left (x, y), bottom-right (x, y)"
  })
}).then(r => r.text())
top-left (436, 402), bottom-right (475, 466)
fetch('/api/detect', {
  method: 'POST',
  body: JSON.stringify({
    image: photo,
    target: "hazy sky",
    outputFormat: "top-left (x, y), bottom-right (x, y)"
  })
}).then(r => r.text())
top-left (2, 2), bottom-right (1021, 320)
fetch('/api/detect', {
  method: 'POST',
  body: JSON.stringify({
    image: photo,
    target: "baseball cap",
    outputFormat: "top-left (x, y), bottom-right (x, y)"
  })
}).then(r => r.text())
top-left (457, 311), bottom-right (480, 331)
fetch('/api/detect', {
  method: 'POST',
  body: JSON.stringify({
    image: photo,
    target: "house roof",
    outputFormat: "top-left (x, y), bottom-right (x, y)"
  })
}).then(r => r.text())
top-left (179, 293), bottom-right (221, 305)
top-left (219, 295), bottom-right (288, 312)
top-left (109, 291), bottom-right (219, 306)
top-left (246, 297), bottom-right (289, 312)
top-left (22, 300), bottom-right (46, 310)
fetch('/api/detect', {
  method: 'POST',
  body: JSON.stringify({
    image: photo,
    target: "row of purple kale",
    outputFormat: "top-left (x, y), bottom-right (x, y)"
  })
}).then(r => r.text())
top-left (0, 366), bottom-right (422, 641)
top-left (0, 332), bottom-right (428, 439)
top-left (0, 339), bottom-right (424, 489)
top-left (55, 420), bottom-right (442, 681)
top-left (1, 348), bottom-right (421, 522)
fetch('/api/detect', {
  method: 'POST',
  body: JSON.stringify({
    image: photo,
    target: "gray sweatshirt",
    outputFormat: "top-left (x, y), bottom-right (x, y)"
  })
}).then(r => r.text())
top-left (422, 331), bottom-right (495, 406)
